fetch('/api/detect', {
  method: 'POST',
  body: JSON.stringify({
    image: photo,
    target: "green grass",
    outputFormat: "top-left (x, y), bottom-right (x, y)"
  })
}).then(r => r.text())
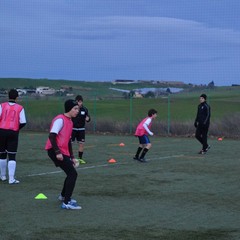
top-left (19, 89), bottom-right (240, 123)
top-left (1, 132), bottom-right (239, 240)
top-left (1, 78), bottom-right (240, 137)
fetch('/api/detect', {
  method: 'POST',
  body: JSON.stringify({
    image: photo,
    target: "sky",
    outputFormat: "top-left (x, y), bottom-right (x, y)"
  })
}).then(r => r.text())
top-left (1, 0), bottom-right (240, 86)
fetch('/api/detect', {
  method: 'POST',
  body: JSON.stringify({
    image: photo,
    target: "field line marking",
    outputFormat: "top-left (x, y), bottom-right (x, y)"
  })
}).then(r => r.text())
top-left (27, 170), bottom-right (62, 176)
top-left (148, 154), bottom-right (184, 160)
top-left (26, 164), bottom-right (111, 177)
top-left (25, 154), bottom-right (184, 178)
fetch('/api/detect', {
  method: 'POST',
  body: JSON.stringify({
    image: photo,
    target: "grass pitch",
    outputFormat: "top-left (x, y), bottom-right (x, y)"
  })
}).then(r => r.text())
top-left (0, 132), bottom-right (239, 240)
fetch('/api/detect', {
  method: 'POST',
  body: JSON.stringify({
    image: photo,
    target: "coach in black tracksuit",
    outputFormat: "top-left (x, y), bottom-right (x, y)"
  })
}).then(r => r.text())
top-left (71, 95), bottom-right (91, 161)
top-left (194, 94), bottom-right (211, 154)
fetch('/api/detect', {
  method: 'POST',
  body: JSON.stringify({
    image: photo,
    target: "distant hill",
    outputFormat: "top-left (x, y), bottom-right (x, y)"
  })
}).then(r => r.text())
top-left (0, 77), bottom-right (218, 99)
top-left (0, 78), bottom-right (239, 138)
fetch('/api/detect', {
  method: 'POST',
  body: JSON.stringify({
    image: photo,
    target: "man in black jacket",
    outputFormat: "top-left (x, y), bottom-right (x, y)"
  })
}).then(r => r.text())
top-left (71, 95), bottom-right (91, 163)
top-left (194, 94), bottom-right (211, 154)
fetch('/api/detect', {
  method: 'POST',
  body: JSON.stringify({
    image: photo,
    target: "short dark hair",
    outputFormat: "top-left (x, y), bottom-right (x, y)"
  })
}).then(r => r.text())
top-left (148, 109), bottom-right (157, 117)
top-left (200, 94), bottom-right (207, 100)
top-left (75, 95), bottom-right (83, 101)
top-left (8, 89), bottom-right (19, 100)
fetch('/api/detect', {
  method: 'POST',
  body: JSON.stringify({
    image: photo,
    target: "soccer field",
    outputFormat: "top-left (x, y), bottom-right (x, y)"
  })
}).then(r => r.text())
top-left (0, 132), bottom-right (239, 240)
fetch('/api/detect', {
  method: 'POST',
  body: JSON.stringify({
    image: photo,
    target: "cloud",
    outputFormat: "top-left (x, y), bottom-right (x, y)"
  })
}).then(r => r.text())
top-left (0, 1), bottom-right (239, 85)
top-left (44, 16), bottom-right (240, 47)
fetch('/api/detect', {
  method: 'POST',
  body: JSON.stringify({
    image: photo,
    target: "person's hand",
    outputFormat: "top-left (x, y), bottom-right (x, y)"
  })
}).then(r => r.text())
top-left (56, 153), bottom-right (63, 161)
top-left (150, 132), bottom-right (154, 136)
top-left (72, 158), bottom-right (79, 168)
top-left (86, 115), bottom-right (90, 122)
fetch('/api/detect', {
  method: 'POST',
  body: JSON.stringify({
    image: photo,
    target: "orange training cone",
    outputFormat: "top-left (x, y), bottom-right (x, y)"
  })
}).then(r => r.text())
top-left (119, 143), bottom-right (125, 146)
top-left (218, 137), bottom-right (223, 141)
top-left (108, 158), bottom-right (117, 163)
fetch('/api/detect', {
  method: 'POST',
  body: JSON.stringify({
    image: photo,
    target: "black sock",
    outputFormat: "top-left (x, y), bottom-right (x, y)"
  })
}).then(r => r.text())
top-left (78, 152), bottom-right (83, 159)
top-left (140, 148), bottom-right (149, 159)
top-left (135, 147), bottom-right (143, 158)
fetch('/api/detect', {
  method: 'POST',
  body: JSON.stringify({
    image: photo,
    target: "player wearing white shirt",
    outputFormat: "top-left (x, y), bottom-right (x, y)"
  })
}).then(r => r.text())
top-left (45, 99), bottom-right (82, 210)
top-left (0, 89), bottom-right (26, 184)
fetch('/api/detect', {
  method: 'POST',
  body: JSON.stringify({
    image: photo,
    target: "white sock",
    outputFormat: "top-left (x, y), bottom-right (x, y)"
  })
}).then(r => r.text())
top-left (0, 159), bottom-right (7, 178)
top-left (8, 160), bottom-right (17, 183)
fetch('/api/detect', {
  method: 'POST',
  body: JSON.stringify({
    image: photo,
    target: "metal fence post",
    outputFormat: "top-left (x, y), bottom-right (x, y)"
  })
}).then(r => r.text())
top-left (93, 93), bottom-right (97, 133)
top-left (168, 94), bottom-right (171, 135)
top-left (129, 96), bottom-right (133, 134)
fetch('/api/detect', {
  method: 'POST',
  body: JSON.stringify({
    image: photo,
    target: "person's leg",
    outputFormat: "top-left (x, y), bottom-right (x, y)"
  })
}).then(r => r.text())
top-left (48, 149), bottom-right (66, 198)
top-left (195, 127), bottom-right (203, 148)
top-left (7, 132), bottom-right (19, 184)
top-left (0, 130), bottom-right (7, 180)
top-left (61, 178), bottom-right (67, 199)
top-left (77, 131), bottom-right (85, 159)
top-left (139, 143), bottom-right (151, 160)
top-left (58, 157), bottom-right (78, 204)
top-left (138, 136), bottom-right (151, 161)
top-left (201, 128), bottom-right (209, 151)
top-left (47, 150), bottom-right (80, 209)
top-left (78, 143), bottom-right (84, 159)
top-left (134, 143), bottom-right (143, 160)
top-left (0, 152), bottom-right (7, 181)
top-left (0, 155), bottom-right (7, 181)
top-left (71, 130), bottom-right (77, 143)
top-left (8, 156), bottom-right (18, 184)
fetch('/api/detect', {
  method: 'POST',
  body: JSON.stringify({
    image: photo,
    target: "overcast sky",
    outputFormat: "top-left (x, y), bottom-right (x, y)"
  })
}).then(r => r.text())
top-left (1, 0), bottom-right (240, 86)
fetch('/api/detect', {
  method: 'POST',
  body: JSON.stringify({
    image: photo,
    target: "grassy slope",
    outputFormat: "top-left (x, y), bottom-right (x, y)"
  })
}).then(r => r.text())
top-left (19, 96), bottom-right (234, 124)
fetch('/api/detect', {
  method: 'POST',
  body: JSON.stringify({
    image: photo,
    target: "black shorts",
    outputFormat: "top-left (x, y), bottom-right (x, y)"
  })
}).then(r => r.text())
top-left (71, 130), bottom-right (85, 143)
top-left (0, 129), bottom-right (19, 154)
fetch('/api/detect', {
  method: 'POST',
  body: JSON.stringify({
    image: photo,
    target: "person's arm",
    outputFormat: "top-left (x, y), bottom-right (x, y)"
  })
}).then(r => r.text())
top-left (19, 108), bottom-right (27, 129)
top-left (84, 106), bottom-right (91, 122)
top-left (203, 103), bottom-right (211, 125)
top-left (143, 118), bottom-right (153, 136)
top-left (49, 133), bottom-right (61, 155)
top-left (48, 118), bottom-right (64, 158)
top-left (86, 114), bottom-right (91, 122)
top-left (194, 106), bottom-right (199, 128)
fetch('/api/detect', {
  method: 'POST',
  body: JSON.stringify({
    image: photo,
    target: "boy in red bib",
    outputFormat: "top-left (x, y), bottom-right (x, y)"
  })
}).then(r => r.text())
top-left (133, 109), bottom-right (157, 162)
top-left (45, 99), bottom-right (81, 210)
top-left (0, 89), bottom-right (26, 184)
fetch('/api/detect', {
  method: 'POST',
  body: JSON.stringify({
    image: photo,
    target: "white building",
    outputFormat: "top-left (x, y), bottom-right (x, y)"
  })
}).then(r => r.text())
top-left (36, 86), bottom-right (56, 95)
top-left (16, 89), bottom-right (27, 95)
